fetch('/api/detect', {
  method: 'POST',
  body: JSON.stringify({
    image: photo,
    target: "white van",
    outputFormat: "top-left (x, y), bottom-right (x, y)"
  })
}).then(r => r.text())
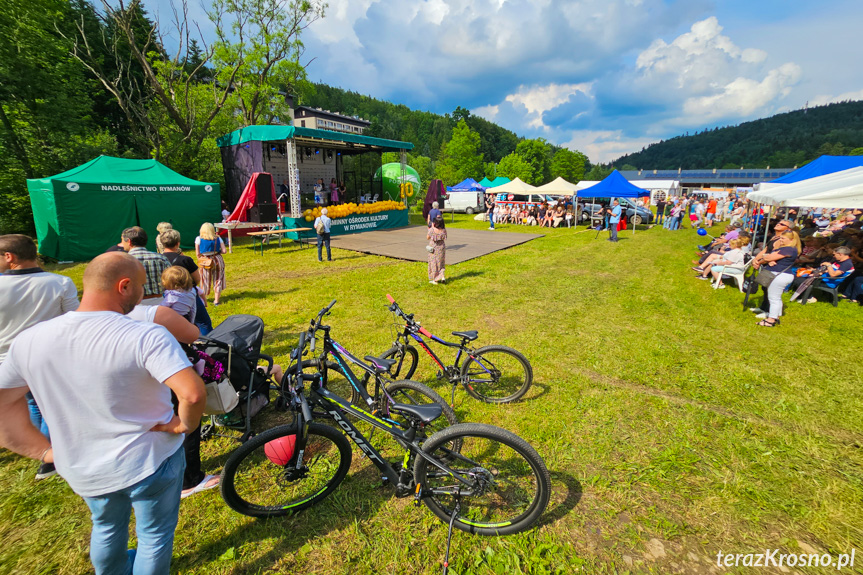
top-left (443, 191), bottom-right (484, 214)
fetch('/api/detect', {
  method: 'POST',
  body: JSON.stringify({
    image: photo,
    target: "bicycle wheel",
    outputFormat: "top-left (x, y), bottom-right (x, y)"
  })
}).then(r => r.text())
top-left (413, 423), bottom-right (551, 536)
top-left (460, 345), bottom-right (533, 403)
top-left (381, 379), bottom-right (457, 439)
top-left (221, 422), bottom-right (352, 517)
top-left (380, 344), bottom-right (419, 381)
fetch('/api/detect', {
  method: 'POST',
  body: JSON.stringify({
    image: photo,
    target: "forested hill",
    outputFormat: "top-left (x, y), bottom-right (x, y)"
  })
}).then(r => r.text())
top-left (304, 84), bottom-right (520, 163)
top-left (612, 100), bottom-right (863, 170)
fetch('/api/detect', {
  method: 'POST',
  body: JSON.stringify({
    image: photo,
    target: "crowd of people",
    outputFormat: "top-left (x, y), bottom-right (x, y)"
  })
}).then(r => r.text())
top-left (689, 208), bottom-right (862, 327)
top-left (485, 200), bottom-right (572, 229)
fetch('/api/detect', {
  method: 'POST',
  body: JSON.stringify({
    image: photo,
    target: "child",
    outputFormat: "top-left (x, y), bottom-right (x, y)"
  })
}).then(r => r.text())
top-left (160, 266), bottom-right (197, 324)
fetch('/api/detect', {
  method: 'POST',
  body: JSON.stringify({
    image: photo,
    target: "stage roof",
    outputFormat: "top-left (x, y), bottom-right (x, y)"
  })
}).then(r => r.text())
top-left (217, 125), bottom-right (413, 152)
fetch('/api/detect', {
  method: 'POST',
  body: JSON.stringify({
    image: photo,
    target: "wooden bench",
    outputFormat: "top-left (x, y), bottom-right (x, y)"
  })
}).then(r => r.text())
top-left (247, 228), bottom-right (314, 255)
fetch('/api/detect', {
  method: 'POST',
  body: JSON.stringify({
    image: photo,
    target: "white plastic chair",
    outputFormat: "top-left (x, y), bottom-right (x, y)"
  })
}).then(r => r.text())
top-left (712, 260), bottom-right (751, 292)
top-left (371, 194), bottom-right (379, 202)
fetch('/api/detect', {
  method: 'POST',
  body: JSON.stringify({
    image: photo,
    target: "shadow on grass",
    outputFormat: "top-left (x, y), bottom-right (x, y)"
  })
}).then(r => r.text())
top-left (539, 470), bottom-right (584, 528)
top-left (215, 288), bottom-right (299, 305)
top-left (519, 381), bottom-right (550, 403)
top-left (173, 477), bottom-right (391, 574)
top-left (443, 270), bottom-right (484, 284)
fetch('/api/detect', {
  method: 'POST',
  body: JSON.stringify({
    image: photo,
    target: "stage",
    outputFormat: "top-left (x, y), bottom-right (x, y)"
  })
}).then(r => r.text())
top-left (314, 226), bottom-right (543, 264)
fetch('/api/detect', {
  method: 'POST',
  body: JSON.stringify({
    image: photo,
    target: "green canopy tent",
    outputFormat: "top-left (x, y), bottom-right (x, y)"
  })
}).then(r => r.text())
top-left (27, 156), bottom-right (220, 261)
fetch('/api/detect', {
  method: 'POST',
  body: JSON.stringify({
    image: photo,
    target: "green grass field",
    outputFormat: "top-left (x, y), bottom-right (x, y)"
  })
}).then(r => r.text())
top-left (2, 215), bottom-right (862, 574)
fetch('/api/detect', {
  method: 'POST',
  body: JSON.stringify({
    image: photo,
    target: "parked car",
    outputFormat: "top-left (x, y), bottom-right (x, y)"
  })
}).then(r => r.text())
top-left (579, 198), bottom-right (654, 224)
top-left (495, 192), bottom-right (558, 208)
top-left (443, 190), bottom-right (484, 214)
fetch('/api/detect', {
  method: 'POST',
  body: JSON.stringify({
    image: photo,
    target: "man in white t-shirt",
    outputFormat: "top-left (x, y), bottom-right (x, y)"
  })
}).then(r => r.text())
top-left (0, 252), bottom-right (206, 574)
top-left (0, 234), bottom-right (80, 480)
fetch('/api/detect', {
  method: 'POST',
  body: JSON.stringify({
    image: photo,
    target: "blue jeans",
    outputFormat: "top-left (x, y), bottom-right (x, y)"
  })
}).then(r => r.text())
top-left (317, 233), bottom-right (331, 261)
top-left (26, 393), bottom-right (50, 441)
top-left (489, 213), bottom-right (494, 229)
top-left (82, 446), bottom-right (184, 575)
top-left (656, 212), bottom-right (664, 225)
top-left (194, 296), bottom-right (212, 336)
top-left (609, 223), bottom-right (619, 241)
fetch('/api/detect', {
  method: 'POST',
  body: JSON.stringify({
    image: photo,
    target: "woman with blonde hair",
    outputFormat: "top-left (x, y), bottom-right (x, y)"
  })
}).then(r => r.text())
top-left (195, 222), bottom-right (227, 306)
top-left (155, 222), bottom-right (173, 253)
top-left (752, 230), bottom-right (800, 327)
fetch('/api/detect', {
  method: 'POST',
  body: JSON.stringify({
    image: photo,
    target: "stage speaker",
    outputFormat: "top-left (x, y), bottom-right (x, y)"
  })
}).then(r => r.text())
top-left (255, 173), bottom-right (273, 204)
top-left (249, 203), bottom-right (278, 223)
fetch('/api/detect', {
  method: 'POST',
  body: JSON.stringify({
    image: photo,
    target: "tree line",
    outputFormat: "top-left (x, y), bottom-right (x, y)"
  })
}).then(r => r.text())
top-left (612, 100), bottom-right (863, 171)
top-left (0, 0), bottom-right (602, 236)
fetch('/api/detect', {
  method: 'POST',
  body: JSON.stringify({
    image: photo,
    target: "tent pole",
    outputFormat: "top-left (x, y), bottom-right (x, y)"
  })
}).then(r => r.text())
top-left (762, 204), bottom-right (772, 248)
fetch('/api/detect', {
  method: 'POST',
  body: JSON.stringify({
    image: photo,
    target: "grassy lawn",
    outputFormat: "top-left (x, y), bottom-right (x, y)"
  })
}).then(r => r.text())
top-left (2, 214), bottom-right (862, 574)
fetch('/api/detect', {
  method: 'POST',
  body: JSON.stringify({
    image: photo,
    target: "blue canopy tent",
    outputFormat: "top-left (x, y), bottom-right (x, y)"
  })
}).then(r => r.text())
top-left (446, 178), bottom-right (485, 192)
top-left (770, 155), bottom-right (863, 184)
top-left (577, 170), bottom-right (650, 236)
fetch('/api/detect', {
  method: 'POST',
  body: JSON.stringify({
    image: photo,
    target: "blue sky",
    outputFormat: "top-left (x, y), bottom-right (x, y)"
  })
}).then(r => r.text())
top-left (146, 0), bottom-right (863, 163)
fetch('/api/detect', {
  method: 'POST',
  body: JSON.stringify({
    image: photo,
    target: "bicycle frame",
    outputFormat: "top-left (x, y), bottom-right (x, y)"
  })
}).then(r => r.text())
top-left (285, 345), bottom-right (477, 497)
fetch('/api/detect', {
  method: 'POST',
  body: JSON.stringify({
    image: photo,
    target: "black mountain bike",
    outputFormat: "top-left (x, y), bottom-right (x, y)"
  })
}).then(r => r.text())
top-left (220, 301), bottom-right (551, 567)
top-left (372, 295), bottom-right (533, 404)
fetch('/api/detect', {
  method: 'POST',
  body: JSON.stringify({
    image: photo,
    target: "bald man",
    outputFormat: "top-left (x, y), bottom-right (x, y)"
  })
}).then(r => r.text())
top-left (0, 252), bottom-right (206, 574)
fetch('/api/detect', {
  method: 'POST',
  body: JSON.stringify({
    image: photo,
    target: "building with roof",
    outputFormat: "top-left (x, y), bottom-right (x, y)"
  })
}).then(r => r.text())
top-left (293, 106), bottom-right (371, 135)
top-left (618, 168), bottom-right (795, 194)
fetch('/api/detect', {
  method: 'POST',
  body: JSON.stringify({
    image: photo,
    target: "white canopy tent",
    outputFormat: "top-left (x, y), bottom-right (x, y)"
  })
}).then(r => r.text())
top-left (792, 185), bottom-right (863, 208)
top-left (489, 177), bottom-right (537, 194)
top-left (747, 167), bottom-right (863, 205)
top-left (534, 177), bottom-right (579, 196)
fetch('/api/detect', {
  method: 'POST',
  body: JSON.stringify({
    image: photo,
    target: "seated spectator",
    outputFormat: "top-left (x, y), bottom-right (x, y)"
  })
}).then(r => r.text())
top-left (552, 204), bottom-right (565, 227)
top-left (792, 246), bottom-right (855, 303)
top-left (697, 239), bottom-right (747, 287)
top-left (540, 205), bottom-right (554, 228)
top-left (694, 236), bottom-right (750, 275)
top-left (526, 206), bottom-right (538, 226)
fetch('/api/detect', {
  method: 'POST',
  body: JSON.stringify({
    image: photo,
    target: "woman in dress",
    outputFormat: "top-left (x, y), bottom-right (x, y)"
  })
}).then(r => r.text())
top-left (195, 222), bottom-right (227, 306)
top-left (427, 216), bottom-right (447, 285)
top-left (330, 178), bottom-right (339, 205)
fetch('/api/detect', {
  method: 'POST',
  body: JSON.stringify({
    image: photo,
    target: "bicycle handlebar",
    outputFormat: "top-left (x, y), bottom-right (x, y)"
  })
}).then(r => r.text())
top-left (386, 293), bottom-right (395, 304)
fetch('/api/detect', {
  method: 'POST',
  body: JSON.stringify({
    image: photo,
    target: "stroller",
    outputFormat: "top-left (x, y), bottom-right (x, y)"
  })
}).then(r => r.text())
top-left (194, 314), bottom-right (276, 442)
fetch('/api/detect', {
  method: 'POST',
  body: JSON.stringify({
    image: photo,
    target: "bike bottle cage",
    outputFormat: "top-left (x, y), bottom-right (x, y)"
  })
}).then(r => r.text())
top-left (363, 355), bottom-right (397, 373)
top-left (389, 402), bottom-right (443, 424)
top-left (451, 330), bottom-right (478, 342)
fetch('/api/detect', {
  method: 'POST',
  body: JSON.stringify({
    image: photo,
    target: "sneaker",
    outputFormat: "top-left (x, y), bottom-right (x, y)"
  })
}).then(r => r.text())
top-left (806, 297), bottom-right (818, 304)
top-left (181, 475), bottom-right (220, 499)
top-left (696, 276), bottom-right (710, 280)
top-left (749, 307), bottom-right (762, 313)
top-left (35, 462), bottom-right (56, 481)
top-left (713, 284), bottom-right (726, 289)
top-left (429, 281), bottom-right (438, 285)
top-left (755, 312), bottom-right (768, 319)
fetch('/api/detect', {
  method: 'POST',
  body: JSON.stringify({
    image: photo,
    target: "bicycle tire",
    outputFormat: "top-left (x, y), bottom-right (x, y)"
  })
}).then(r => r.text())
top-left (382, 379), bottom-right (458, 439)
top-left (380, 344), bottom-right (419, 381)
top-left (220, 422), bottom-right (352, 517)
top-left (413, 423), bottom-right (551, 536)
top-left (460, 345), bottom-right (533, 403)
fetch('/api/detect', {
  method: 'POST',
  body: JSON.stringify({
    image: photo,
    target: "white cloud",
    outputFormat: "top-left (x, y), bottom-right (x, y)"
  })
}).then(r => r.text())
top-left (630, 17), bottom-right (800, 124)
top-left (473, 104), bottom-right (499, 121)
top-left (504, 83), bottom-right (593, 129)
top-left (809, 89), bottom-right (863, 107)
top-left (563, 131), bottom-right (658, 164)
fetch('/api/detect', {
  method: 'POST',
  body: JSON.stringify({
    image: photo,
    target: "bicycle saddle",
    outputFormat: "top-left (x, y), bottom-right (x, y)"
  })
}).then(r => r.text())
top-left (451, 330), bottom-right (478, 341)
top-left (390, 402), bottom-right (443, 424)
top-left (364, 356), bottom-right (396, 374)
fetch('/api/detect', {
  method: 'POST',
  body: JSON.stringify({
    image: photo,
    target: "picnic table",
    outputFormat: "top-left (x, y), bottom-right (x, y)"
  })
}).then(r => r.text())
top-left (247, 227), bottom-right (313, 255)
top-left (215, 221), bottom-right (271, 253)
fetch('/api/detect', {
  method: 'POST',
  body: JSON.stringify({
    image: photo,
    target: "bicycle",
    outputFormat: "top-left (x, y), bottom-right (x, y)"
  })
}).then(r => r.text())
top-left (276, 300), bottom-right (459, 451)
top-left (372, 294), bottom-right (534, 404)
top-left (220, 301), bottom-right (551, 570)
